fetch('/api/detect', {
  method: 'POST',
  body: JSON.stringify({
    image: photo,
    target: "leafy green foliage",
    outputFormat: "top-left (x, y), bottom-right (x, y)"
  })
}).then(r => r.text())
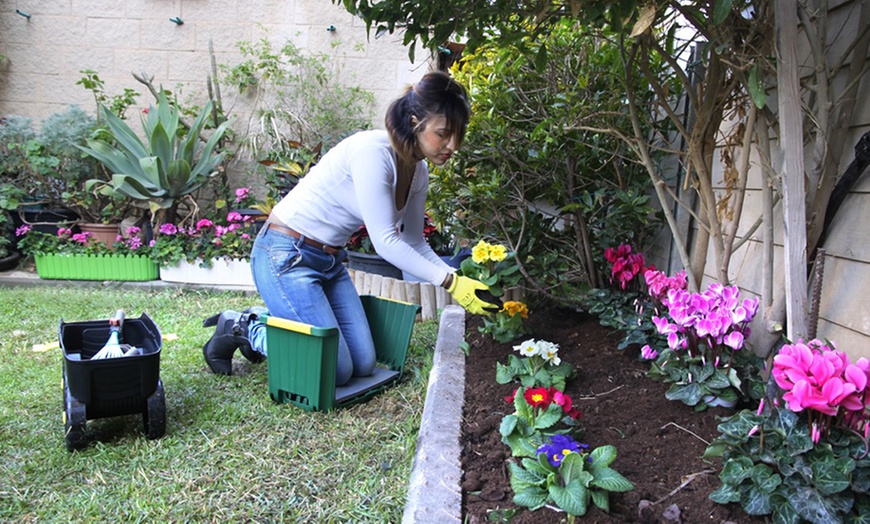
top-left (580, 287), bottom-right (658, 350)
top-left (509, 445), bottom-right (634, 517)
top-left (706, 401), bottom-right (870, 523)
top-left (0, 106), bottom-right (114, 217)
top-left (76, 69), bottom-right (140, 120)
top-left (496, 353), bottom-right (574, 391)
top-left (220, 37), bottom-right (375, 171)
top-left (257, 140), bottom-right (322, 202)
top-left (80, 91), bottom-right (229, 222)
top-left (430, 22), bottom-right (660, 307)
top-left (647, 345), bottom-right (765, 411)
top-left (333, 0), bottom-right (641, 61)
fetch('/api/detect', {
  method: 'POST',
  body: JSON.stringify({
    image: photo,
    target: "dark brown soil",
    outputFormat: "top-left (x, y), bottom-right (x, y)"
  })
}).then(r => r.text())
top-left (460, 306), bottom-right (770, 524)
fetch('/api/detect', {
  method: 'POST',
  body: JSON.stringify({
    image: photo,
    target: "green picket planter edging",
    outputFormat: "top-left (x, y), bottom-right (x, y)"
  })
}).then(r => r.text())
top-left (34, 253), bottom-right (158, 281)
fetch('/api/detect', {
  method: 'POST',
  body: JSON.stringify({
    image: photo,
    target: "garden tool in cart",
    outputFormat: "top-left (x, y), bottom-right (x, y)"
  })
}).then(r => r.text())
top-left (91, 309), bottom-right (138, 359)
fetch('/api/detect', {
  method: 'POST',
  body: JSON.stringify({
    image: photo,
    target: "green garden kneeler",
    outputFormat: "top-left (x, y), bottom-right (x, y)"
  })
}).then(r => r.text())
top-left (264, 295), bottom-right (421, 412)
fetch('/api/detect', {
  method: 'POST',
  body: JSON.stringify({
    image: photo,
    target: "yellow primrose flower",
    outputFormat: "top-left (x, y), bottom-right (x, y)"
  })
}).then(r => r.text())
top-left (502, 301), bottom-right (529, 319)
top-left (489, 243), bottom-right (508, 262)
top-left (471, 240), bottom-right (491, 264)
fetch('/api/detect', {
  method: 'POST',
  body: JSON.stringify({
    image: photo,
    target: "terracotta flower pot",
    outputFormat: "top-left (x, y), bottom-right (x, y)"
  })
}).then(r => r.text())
top-left (78, 223), bottom-right (120, 248)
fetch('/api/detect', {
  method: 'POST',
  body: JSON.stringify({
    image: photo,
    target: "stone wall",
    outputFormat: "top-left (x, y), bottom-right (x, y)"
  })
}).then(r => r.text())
top-left (0, 1), bottom-right (426, 123)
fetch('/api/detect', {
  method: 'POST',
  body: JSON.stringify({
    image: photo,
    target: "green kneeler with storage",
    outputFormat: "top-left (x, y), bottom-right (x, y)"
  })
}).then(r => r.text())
top-left (265, 295), bottom-right (421, 411)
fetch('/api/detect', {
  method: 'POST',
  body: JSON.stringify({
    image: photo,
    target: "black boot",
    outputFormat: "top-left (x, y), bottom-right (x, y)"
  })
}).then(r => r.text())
top-left (202, 310), bottom-right (249, 375)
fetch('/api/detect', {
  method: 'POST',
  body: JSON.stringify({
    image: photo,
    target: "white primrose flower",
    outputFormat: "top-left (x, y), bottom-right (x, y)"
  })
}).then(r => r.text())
top-left (536, 340), bottom-right (560, 364)
top-left (514, 339), bottom-right (539, 357)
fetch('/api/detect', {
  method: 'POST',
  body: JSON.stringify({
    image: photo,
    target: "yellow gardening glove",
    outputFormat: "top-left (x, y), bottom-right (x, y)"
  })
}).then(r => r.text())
top-left (447, 275), bottom-right (500, 315)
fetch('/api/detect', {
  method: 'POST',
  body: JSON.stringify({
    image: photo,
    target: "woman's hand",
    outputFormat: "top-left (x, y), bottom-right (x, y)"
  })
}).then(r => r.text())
top-left (447, 275), bottom-right (500, 315)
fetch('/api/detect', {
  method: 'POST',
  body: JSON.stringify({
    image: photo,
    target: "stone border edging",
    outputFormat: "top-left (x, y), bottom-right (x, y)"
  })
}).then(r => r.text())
top-left (402, 305), bottom-right (465, 523)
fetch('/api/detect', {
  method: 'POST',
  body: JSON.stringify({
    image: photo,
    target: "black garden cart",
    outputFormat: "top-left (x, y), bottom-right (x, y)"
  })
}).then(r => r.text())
top-left (59, 312), bottom-right (165, 451)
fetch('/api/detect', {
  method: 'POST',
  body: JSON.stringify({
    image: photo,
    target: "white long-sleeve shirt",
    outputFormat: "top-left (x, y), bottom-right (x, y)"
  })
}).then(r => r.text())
top-left (270, 130), bottom-right (454, 286)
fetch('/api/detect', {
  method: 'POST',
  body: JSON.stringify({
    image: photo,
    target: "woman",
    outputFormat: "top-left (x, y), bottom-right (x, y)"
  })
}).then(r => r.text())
top-left (202, 71), bottom-right (497, 381)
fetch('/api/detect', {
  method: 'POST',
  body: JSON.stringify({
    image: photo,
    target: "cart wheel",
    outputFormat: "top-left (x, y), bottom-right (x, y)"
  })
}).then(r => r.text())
top-left (64, 384), bottom-right (88, 451)
top-left (143, 379), bottom-right (166, 440)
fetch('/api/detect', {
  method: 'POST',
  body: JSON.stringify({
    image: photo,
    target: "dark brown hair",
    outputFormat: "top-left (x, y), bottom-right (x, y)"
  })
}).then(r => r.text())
top-left (385, 70), bottom-right (470, 163)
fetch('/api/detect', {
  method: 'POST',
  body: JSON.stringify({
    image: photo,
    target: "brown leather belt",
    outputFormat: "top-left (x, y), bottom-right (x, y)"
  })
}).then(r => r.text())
top-left (266, 222), bottom-right (343, 255)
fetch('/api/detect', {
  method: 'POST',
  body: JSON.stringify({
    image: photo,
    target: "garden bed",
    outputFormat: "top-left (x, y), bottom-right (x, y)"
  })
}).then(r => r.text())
top-left (460, 306), bottom-right (768, 523)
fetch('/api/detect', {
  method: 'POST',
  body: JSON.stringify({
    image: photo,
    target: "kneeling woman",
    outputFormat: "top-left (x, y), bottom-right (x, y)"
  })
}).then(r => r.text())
top-left (203, 71), bottom-right (497, 381)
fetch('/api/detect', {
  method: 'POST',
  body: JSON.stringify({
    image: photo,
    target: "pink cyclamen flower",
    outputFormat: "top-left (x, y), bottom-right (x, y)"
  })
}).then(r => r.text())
top-left (15, 225), bottom-right (31, 236)
top-left (196, 219), bottom-right (214, 230)
top-left (773, 339), bottom-right (870, 418)
top-left (640, 345), bottom-right (658, 360)
top-left (723, 331), bottom-right (745, 350)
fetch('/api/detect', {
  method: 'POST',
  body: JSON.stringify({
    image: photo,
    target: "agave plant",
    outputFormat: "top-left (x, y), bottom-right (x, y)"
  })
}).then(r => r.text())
top-left (80, 91), bottom-right (229, 224)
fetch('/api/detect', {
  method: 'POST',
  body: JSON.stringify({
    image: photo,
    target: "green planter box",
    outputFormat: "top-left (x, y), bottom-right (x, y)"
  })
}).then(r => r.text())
top-left (35, 254), bottom-right (158, 281)
top-left (265, 295), bottom-right (421, 411)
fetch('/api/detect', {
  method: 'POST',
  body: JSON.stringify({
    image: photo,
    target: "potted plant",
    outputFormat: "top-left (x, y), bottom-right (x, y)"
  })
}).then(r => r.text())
top-left (79, 90), bottom-right (230, 227)
top-left (152, 211), bottom-right (256, 286)
top-left (14, 224), bottom-right (157, 281)
top-left (257, 140), bottom-right (322, 202)
top-left (1, 108), bottom-right (102, 236)
top-left (345, 225), bottom-right (403, 280)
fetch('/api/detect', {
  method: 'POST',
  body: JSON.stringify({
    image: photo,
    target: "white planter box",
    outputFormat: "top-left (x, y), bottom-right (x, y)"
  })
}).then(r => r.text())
top-left (159, 258), bottom-right (254, 287)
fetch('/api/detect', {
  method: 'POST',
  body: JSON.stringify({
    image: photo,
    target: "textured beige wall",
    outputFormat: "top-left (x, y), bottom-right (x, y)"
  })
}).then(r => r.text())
top-left (0, 0), bottom-right (427, 128)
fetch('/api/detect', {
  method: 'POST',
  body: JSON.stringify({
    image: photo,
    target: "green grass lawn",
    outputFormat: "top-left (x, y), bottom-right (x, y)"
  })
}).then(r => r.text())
top-left (0, 285), bottom-right (437, 522)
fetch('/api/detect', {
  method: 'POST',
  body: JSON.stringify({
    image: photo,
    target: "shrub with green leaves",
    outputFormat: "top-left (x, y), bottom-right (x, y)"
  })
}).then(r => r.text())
top-left (0, 107), bottom-right (102, 211)
top-left (430, 21), bottom-right (661, 306)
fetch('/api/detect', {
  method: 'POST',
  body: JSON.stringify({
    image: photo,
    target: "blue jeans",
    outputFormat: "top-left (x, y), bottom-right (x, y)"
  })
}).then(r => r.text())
top-left (250, 226), bottom-right (376, 386)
